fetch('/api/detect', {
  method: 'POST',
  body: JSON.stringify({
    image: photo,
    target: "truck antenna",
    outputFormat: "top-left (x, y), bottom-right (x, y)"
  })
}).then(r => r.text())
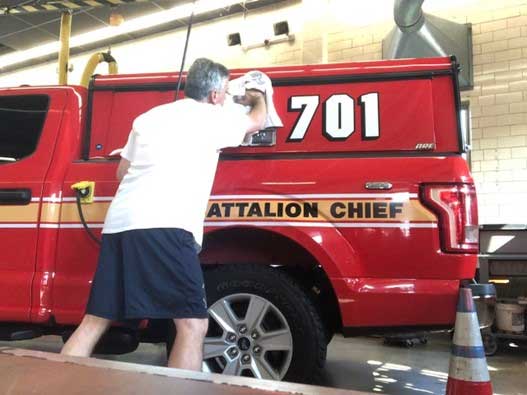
top-left (175, 1), bottom-right (196, 101)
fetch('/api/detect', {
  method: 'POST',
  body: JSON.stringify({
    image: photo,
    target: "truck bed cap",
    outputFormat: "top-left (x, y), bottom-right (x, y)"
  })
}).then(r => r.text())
top-left (92, 56), bottom-right (455, 88)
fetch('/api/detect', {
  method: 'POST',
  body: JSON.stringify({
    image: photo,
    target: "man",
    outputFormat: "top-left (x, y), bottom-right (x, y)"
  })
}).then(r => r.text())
top-left (61, 58), bottom-right (267, 371)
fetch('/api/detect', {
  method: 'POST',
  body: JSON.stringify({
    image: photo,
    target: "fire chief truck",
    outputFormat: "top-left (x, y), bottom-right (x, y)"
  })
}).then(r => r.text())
top-left (0, 56), bottom-right (494, 383)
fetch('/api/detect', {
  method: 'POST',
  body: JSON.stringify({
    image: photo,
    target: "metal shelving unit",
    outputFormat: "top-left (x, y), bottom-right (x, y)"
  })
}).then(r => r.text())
top-left (478, 224), bottom-right (527, 355)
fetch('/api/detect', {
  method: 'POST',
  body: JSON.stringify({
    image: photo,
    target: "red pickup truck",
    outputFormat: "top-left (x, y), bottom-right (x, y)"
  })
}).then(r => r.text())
top-left (0, 56), bottom-right (494, 383)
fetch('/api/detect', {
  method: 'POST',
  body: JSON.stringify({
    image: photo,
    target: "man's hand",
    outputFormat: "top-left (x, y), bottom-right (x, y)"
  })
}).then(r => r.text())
top-left (233, 89), bottom-right (265, 107)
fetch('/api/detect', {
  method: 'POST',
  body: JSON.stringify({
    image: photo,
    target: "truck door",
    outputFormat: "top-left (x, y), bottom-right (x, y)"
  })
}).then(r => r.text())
top-left (0, 90), bottom-right (66, 321)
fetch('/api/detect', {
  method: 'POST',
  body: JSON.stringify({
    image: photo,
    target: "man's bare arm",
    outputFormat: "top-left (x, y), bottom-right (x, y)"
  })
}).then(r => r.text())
top-left (235, 90), bottom-right (267, 135)
top-left (116, 158), bottom-right (131, 181)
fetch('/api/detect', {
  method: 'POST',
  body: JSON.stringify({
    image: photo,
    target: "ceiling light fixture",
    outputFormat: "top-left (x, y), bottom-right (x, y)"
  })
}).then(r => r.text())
top-left (0, 0), bottom-right (242, 70)
top-left (109, 10), bottom-right (125, 27)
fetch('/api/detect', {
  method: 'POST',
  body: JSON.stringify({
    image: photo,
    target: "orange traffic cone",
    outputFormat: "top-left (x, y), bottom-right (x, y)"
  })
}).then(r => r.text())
top-left (446, 287), bottom-right (493, 395)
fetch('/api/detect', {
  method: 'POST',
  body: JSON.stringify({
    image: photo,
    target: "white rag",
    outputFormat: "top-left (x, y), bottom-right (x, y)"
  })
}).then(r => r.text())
top-left (227, 70), bottom-right (283, 128)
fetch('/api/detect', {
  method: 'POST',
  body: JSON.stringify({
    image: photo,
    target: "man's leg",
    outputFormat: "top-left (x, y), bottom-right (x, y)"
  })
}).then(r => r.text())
top-left (168, 318), bottom-right (209, 370)
top-left (61, 314), bottom-right (111, 357)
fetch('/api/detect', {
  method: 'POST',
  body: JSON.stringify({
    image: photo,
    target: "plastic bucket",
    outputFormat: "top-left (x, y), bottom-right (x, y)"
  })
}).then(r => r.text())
top-left (495, 303), bottom-right (525, 333)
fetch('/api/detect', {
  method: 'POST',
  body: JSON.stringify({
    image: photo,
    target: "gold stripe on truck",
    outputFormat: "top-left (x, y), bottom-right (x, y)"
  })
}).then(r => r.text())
top-left (206, 199), bottom-right (436, 222)
top-left (0, 204), bottom-right (39, 222)
top-left (2, 199), bottom-right (436, 226)
top-left (40, 203), bottom-right (61, 223)
top-left (39, 202), bottom-right (109, 224)
top-left (58, 202), bottom-right (110, 223)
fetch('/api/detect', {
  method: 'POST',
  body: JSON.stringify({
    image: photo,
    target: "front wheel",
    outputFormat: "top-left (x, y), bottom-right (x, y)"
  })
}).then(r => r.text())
top-left (202, 264), bottom-right (327, 383)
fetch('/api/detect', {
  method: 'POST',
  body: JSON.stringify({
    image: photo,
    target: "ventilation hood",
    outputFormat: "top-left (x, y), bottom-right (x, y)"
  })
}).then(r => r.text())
top-left (382, 0), bottom-right (473, 89)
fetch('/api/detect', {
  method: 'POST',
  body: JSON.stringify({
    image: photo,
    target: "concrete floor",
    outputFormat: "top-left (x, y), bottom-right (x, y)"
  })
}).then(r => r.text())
top-left (1, 333), bottom-right (525, 395)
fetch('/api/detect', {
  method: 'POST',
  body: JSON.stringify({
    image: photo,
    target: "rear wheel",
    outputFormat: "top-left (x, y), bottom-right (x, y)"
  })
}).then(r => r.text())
top-left (482, 331), bottom-right (498, 356)
top-left (202, 264), bottom-right (327, 383)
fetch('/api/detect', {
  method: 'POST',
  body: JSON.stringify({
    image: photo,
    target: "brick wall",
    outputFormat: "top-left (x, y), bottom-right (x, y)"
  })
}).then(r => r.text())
top-left (322, 0), bottom-right (527, 225)
top-left (463, 5), bottom-right (527, 224)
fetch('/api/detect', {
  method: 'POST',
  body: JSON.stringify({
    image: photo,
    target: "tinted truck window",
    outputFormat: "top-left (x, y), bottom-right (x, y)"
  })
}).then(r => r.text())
top-left (0, 95), bottom-right (49, 163)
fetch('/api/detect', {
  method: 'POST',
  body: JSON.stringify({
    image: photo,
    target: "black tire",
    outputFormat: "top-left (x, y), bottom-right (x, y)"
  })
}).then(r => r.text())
top-left (482, 331), bottom-right (498, 356)
top-left (323, 327), bottom-right (335, 345)
top-left (203, 264), bottom-right (327, 384)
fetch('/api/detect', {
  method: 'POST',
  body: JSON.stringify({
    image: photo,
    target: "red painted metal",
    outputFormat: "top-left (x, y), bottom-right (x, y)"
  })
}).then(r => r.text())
top-left (0, 57), bottom-right (478, 331)
top-left (0, 88), bottom-right (69, 321)
top-left (89, 58), bottom-right (459, 158)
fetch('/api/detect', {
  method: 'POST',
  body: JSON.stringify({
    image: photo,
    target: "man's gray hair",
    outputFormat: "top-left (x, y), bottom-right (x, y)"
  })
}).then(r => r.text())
top-left (185, 58), bottom-right (229, 101)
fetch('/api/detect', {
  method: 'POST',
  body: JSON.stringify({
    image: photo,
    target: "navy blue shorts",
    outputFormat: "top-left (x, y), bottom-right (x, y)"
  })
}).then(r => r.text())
top-left (86, 228), bottom-right (208, 321)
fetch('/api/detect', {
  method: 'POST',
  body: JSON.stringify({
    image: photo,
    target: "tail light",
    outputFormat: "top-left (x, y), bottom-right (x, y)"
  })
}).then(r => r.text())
top-left (421, 183), bottom-right (478, 253)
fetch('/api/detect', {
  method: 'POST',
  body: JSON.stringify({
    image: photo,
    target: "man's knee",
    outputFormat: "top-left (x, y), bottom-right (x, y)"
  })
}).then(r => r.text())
top-left (174, 318), bottom-right (209, 337)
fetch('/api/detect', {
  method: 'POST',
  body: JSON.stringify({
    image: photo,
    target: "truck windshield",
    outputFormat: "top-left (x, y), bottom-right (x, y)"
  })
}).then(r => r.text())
top-left (0, 95), bottom-right (49, 163)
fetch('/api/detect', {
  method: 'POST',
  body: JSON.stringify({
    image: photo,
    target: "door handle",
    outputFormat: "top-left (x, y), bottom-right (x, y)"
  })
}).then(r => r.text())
top-left (365, 182), bottom-right (393, 190)
top-left (0, 189), bottom-right (32, 205)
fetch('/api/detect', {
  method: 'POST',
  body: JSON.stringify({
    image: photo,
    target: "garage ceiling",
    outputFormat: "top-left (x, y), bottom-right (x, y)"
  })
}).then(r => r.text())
top-left (0, 0), bottom-right (290, 73)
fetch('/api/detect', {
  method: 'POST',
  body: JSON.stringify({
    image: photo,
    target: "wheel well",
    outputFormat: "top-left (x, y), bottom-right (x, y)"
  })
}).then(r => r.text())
top-left (200, 227), bottom-right (342, 334)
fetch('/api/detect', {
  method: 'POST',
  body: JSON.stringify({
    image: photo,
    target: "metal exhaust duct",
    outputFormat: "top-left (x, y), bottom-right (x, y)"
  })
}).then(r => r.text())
top-left (382, 0), bottom-right (473, 89)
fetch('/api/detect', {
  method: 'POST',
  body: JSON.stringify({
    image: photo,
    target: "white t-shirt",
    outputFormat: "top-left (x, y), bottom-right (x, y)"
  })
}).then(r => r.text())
top-left (102, 98), bottom-right (250, 245)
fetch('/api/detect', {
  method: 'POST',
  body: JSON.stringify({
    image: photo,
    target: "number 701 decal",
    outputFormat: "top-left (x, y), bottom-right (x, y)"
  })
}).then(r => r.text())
top-left (287, 93), bottom-right (380, 142)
